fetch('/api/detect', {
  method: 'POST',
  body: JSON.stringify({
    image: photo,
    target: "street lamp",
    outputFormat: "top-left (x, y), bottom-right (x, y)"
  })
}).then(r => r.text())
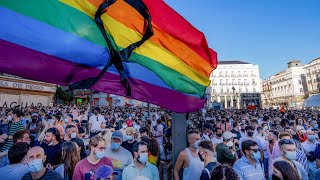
top-left (232, 87), bottom-right (237, 109)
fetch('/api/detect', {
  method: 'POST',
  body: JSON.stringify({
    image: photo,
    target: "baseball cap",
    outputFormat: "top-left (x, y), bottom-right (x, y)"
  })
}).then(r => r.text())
top-left (95, 165), bottom-right (118, 180)
top-left (222, 131), bottom-right (236, 140)
top-left (112, 130), bottom-right (123, 141)
top-left (67, 114), bottom-right (73, 119)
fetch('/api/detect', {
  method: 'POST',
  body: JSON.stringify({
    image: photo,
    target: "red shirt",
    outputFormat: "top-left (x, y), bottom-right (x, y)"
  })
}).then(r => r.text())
top-left (73, 157), bottom-right (113, 180)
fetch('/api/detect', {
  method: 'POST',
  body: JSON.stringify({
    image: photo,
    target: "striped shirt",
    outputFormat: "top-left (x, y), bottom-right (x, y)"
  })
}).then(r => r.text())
top-left (296, 148), bottom-right (309, 174)
top-left (1, 120), bottom-right (24, 151)
top-left (233, 156), bottom-right (265, 180)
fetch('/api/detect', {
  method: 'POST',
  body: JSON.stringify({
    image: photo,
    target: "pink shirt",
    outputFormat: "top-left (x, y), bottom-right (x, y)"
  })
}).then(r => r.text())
top-left (73, 157), bottom-right (113, 180)
top-left (267, 141), bottom-right (281, 177)
top-left (216, 123), bottom-right (231, 132)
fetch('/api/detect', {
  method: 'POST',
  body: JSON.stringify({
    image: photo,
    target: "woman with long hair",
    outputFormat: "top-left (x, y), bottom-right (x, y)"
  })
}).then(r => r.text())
top-left (272, 161), bottom-right (301, 180)
top-left (72, 138), bottom-right (87, 160)
top-left (55, 141), bottom-right (80, 180)
top-left (140, 136), bottom-right (160, 166)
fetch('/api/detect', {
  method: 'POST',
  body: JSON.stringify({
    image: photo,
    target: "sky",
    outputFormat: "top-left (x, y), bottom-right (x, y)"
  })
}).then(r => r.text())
top-left (164, 0), bottom-right (320, 79)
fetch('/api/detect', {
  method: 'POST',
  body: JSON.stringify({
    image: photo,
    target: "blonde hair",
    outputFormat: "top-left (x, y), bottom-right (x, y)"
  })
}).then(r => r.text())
top-left (126, 127), bottom-right (136, 135)
top-left (100, 129), bottom-right (112, 147)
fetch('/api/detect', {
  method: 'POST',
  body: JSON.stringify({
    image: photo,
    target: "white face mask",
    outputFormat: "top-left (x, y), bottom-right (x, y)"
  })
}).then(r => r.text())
top-left (226, 140), bottom-right (233, 147)
top-left (70, 132), bottom-right (77, 139)
top-left (122, 125), bottom-right (127, 129)
top-left (7, 115), bottom-right (12, 121)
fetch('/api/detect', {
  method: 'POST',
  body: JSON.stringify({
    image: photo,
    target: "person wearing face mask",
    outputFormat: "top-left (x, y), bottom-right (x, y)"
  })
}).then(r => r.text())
top-left (40, 128), bottom-right (62, 168)
top-left (233, 140), bottom-right (264, 180)
top-left (73, 135), bottom-right (113, 180)
top-left (122, 141), bottom-right (159, 180)
top-left (201, 123), bottom-right (213, 141)
top-left (266, 130), bottom-right (281, 178)
top-left (239, 126), bottom-right (264, 157)
top-left (64, 114), bottom-right (74, 126)
top-left (120, 122), bottom-right (128, 138)
top-left (216, 131), bottom-right (237, 165)
top-left (211, 128), bottom-right (223, 145)
top-left (22, 146), bottom-right (63, 180)
top-left (215, 117), bottom-right (231, 132)
top-left (302, 130), bottom-right (317, 179)
top-left (198, 140), bottom-right (217, 180)
top-left (174, 129), bottom-right (204, 180)
top-left (273, 139), bottom-right (308, 180)
top-left (64, 125), bottom-right (78, 142)
top-left (0, 142), bottom-right (30, 180)
top-left (105, 131), bottom-right (133, 180)
top-left (122, 127), bottom-right (137, 156)
top-left (89, 108), bottom-right (106, 138)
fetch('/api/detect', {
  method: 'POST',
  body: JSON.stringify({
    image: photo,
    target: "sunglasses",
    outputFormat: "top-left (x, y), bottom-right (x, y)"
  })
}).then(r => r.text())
top-left (279, 139), bottom-right (295, 146)
top-left (249, 148), bottom-right (259, 153)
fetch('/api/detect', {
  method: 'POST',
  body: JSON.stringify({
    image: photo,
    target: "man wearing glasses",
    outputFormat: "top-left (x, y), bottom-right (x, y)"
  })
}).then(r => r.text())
top-left (73, 135), bottom-right (113, 180)
top-left (273, 139), bottom-right (308, 180)
top-left (233, 140), bottom-right (265, 180)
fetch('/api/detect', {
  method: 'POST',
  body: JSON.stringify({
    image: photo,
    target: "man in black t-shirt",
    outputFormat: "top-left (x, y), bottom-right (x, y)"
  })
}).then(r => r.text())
top-left (122, 127), bottom-right (137, 156)
top-left (40, 128), bottom-right (62, 167)
top-left (199, 140), bottom-right (218, 180)
top-left (22, 146), bottom-right (63, 180)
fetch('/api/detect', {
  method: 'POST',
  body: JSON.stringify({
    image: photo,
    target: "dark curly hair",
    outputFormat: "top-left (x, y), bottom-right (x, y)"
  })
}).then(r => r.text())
top-left (273, 161), bottom-right (301, 180)
top-left (211, 165), bottom-right (238, 180)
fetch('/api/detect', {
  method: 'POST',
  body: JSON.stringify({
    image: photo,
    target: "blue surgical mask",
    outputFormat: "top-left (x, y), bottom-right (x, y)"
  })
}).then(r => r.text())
top-left (95, 150), bottom-right (105, 159)
top-left (138, 153), bottom-right (148, 164)
top-left (193, 140), bottom-right (200, 149)
top-left (27, 159), bottom-right (43, 173)
top-left (284, 151), bottom-right (296, 160)
top-left (111, 142), bottom-right (121, 151)
top-left (126, 135), bottom-right (133, 141)
top-left (252, 151), bottom-right (261, 160)
top-left (308, 135), bottom-right (316, 141)
top-left (314, 124), bottom-right (319, 129)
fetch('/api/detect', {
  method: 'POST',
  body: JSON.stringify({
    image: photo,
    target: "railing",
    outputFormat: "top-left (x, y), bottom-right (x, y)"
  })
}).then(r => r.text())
top-left (244, 82), bottom-right (249, 85)
top-left (238, 82), bottom-right (244, 85)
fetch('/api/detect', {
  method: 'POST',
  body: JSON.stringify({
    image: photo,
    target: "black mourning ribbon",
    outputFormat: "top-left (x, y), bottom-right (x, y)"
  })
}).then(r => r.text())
top-left (69, 0), bottom-right (153, 96)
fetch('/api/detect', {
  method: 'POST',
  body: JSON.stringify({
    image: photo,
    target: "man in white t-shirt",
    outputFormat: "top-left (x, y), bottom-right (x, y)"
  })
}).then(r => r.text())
top-left (89, 108), bottom-right (106, 138)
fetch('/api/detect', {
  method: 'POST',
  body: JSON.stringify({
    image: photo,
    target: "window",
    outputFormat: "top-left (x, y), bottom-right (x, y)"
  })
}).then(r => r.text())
top-left (298, 80), bottom-right (302, 84)
top-left (300, 88), bottom-right (303, 92)
top-left (245, 88), bottom-right (248, 92)
top-left (253, 88), bottom-right (256, 92)
top-left (239, 88), bottom-right (242, 93)
top-left (227, 88), bottom-right (229, 93)
top-left (212, 89), bottom-right (215, 93)
top-left (220, 88), bottom-right (224, 93)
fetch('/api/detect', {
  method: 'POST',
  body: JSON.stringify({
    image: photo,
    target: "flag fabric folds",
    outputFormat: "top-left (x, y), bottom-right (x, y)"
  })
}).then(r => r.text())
top-left (0, 0), bottom-right (217, 113)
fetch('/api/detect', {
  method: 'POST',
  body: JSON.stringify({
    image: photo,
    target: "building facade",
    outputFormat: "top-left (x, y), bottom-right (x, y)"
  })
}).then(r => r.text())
top-left (207, 61), bottom-right (261, 109)
top-left (0, 74), bottom-right (56, 108)
top-left (304, 57), bottom-right (320, 95)
top-left (262, 60), bottom-right (307, 109)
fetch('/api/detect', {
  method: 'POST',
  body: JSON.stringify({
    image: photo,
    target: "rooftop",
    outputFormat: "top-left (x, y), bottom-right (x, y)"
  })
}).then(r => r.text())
top-left (218, 60), bottom-right (249, 65)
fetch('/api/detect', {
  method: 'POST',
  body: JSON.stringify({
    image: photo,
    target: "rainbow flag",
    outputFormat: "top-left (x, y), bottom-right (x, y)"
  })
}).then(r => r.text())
top-left (0, 0), bottom-right (217, 113)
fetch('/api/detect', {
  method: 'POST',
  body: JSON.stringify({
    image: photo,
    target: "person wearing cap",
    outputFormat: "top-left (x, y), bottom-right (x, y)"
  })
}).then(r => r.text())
top-left (216, 131), bottom-right (237, 165)
top-left (89, 108), bottom-right (106, 138)
top-left (122, 141), bottom-right (159, 180)
top-left (95, 165), bottom-right (118, 180)
top-left (105, 130), bottom-right (133, 180)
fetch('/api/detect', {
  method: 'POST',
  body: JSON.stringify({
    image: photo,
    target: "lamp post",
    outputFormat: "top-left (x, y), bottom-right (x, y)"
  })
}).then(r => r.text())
top-left (232, 87), bottom-right (237, 109)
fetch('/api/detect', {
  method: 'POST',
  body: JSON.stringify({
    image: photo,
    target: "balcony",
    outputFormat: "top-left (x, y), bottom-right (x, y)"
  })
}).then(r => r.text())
top-left (231, 74), bottom-right (236, 77)
top-left (252, 82), bottom-right (258, 85)
top-left (238, 82), bottom-right (244, 85)
top-left (232, 83), bottom-right (238, 85)
top-left (219, 74), bottom-right (224, 77)
top-left (237, 74), bottom-right (242, 77)
top-left (244, 82), bottom-right (249, 85)
top-left (219, 83), bottom-right (225, 85)
top-left (243, 74), bottom-right (249, 77)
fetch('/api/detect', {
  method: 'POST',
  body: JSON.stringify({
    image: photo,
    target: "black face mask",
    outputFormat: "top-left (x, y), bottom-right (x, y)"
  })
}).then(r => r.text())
top-left (241, 129), bottom-right (246, 132)
top-left (247, 132), bottom-right (254, 137)
top-left (216, 133), bottom-right (222, 137)
top-left (271, 174), bottom-right (281, 180)
top-left (198, 152), bottom-right (204, 161)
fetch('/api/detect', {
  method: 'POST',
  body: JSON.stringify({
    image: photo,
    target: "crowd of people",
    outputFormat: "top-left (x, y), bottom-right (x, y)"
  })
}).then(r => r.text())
top-left (0, 104), bottom-right (320, 180)
top-left (177, 108), bottom-right (320, 180)
top-left (0, 105), bottom-right (172, 180)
